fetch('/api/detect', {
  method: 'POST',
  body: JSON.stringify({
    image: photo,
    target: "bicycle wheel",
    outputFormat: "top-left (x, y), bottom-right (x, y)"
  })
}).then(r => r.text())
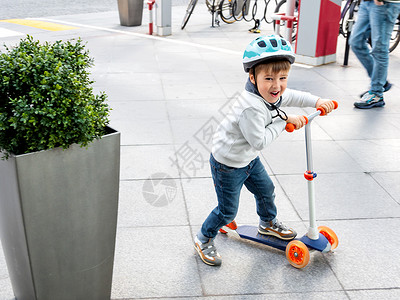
top-left (219, 0), bottom-right (239, 24)
top-left (389, 15), bottom-right (400, 53)
top-left (339, 2), bottom-right (351, 38)
top-left (273, 0), bottom-right (298, 42)
top-left (181, 0), bottom-right (198, 29)
top-left (340, 0), bottom-right (358, 38)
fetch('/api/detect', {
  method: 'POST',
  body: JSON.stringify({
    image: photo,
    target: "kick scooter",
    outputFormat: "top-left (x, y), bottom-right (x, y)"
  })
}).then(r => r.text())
top-left (220, 101), bottom-right (339, 269)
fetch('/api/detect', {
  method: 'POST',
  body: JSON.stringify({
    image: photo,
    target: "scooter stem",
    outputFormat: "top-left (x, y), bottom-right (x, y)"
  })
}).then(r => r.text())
top-left (285, 101), bottom-right (338, 240)
top-left (304, 110), bottom-right (321, 240)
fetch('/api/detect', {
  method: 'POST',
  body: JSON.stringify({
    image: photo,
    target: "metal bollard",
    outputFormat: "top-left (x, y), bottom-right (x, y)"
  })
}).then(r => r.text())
top-left (148, 0), bottom-right (156, 35)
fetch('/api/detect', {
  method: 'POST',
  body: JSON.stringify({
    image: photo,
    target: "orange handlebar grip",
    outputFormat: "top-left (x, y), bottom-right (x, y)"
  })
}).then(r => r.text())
top-left (317, 106), bottom-right (326, 116)
top-left (285, 116), bottom-right (308, 133)
top-left (317, 100), bottom-right (339, 116)
top-left (285, 123), bottom-right (295, 132)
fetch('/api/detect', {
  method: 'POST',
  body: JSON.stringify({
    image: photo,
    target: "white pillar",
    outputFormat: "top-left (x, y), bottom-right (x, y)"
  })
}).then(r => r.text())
top-left (295, 0), bottom-right (341, 66)
top-left (155, 0), bottom-right (172, 36)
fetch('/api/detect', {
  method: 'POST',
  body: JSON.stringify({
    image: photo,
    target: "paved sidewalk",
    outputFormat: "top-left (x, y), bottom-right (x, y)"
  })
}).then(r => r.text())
top-left (1, 3), bottom-right (400, 300)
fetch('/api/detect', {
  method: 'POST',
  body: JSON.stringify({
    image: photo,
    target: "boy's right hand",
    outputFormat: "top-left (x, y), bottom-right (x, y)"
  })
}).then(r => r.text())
top-left (286, 115), bottom-right (307, 130)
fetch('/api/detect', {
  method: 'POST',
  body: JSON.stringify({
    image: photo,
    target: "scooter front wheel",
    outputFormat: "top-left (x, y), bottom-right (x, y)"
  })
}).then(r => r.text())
top-left (318, 226), bottom-right (339, 250)
top-left (286, 240), bottom-right (310, 269)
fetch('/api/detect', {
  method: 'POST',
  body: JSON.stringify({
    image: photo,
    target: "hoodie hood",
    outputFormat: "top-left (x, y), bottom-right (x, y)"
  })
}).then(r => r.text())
top-left (245, 78), bottom-right (262, 98)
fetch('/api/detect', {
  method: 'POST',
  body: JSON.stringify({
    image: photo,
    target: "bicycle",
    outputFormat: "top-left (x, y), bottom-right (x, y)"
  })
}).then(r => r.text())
top-left (181, 0), bottom-right (241, 29)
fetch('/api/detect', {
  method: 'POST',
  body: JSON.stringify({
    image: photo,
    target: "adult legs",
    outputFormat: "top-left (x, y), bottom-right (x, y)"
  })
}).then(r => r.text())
top-left (349, 1), bottom-right (374, 79)
top-left (350, 1), bottom-right (400, 96)
top-left (369, 3), bottom-right (400, 95)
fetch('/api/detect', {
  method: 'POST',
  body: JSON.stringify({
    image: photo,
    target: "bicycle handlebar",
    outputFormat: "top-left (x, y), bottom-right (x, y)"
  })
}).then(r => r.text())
top-left (285, 101), bottom-right (338, 132)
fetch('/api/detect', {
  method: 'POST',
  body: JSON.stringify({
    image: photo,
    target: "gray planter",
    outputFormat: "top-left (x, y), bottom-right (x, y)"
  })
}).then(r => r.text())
top-left (117, 0), bottom-right (144, 26)
top-left (0, 127), bottom-right (120, 300)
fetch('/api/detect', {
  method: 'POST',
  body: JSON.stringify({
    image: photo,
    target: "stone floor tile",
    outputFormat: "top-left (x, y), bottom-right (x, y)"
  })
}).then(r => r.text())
top-left (111, 118), bottom-right (174, 145)
top-left (161, 71), bottom-right (219, 86)
top-left (111, 226), bottom-right (202, 299)
top-left (347, 289), bottom-right (400, 300)
top-left (322, 219), bottom-right (400, 290)
top-left (277, 173), bottom-right (400, 220)
top-left (118, 179), bottom-right (188, 228)
top-left (338, 139), bottom-right (400, 172)
top-left (120, 145), bottom-right (180, 180)
top-left (170, 118), bottom-right (217, 144)
top-left (263, 140), bottom-right (363, 175)
top-left (371, 172), bottom-right (400, 204)
top-left (316, 113), bottom-right (400, 141)
top-left (166, 98), bottom-right (228, 120)
top-left (194, 228), bottom-right (342, 296)
top-left (0, 242), bottom-right (13, 300)
top-left (163, 82), bottom-right (227, 100)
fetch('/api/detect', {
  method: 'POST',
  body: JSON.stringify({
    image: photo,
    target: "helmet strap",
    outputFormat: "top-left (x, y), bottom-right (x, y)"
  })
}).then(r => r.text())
top-left (251, 66), bottom-right (258, 90)
top-left (270, 101), bottom-right (288, 121)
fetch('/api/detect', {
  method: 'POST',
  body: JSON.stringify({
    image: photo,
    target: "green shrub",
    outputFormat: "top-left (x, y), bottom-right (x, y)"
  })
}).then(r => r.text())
top-left (0, 35), bottom-right (110, 159)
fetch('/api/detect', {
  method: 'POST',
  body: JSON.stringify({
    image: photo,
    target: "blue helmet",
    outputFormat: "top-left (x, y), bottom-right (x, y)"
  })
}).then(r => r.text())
top-left (243, 35), bottom-right (295, 73)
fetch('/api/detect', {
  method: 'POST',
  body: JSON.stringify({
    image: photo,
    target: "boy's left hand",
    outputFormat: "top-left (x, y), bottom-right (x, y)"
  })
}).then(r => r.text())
top-left (315, 99), bottom-right (336, 115)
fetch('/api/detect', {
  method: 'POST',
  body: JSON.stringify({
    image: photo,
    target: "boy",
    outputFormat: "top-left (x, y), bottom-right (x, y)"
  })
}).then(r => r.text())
top-left (194, 35), bottom-right (336, 266)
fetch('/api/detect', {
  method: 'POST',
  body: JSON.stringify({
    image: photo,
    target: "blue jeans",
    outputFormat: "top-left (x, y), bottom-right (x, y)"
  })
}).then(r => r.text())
top-left (349, 0), bottom-right (400, 96)
top-left (198, 154), bottom-right (277, 243)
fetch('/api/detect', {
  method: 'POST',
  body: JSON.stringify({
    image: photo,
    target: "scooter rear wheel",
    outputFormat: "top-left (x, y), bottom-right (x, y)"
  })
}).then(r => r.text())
top-left (285, 240), bottom-right (310, 269)
top-left (318, 226), bottom-right (339, 250)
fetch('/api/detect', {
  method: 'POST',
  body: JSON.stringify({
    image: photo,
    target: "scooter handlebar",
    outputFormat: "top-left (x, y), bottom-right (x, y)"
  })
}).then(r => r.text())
top-left (285, 101), bottom-right (338, 132)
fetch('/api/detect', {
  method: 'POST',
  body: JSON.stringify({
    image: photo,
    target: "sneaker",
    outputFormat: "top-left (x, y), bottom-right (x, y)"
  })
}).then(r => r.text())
top-left (354, 92), bottom-right (385, 109)
top-left (194, 236), bottom-right (222, 266)
top-left (258, 219), bottom-right (297, 240)
top-left (359, 81), bottom-right (392, 98)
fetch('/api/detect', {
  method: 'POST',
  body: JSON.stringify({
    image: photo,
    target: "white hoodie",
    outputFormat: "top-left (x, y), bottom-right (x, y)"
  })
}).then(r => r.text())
top-left (212, 80), bottom-right (319, 168)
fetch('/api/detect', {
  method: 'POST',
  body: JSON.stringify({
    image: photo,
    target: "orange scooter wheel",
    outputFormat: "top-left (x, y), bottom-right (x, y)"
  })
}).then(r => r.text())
top-left (318, 226), bottom-right (339, 250)
top-left (286, 240), bottom-right (310, 269)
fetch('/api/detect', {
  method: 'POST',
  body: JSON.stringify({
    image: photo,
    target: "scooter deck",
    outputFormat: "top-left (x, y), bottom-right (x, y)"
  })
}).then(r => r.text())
top-left (235, 225), bottom-right (330, 252)
top-left (236, 225), bottom-right (289, 251)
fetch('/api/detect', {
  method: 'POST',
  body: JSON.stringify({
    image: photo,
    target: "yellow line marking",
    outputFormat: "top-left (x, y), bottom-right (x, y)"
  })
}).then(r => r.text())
top-left (0, 19), bottom-right (78, 31)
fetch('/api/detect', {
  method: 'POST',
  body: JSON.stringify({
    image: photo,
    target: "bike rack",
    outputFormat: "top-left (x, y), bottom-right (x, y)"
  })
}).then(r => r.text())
top-left (237, 0), bottom-right (282, 33)
top-left (232, 0), bottom-right (297, 37)
top-left (181, 0), bottom-right (285, 32)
